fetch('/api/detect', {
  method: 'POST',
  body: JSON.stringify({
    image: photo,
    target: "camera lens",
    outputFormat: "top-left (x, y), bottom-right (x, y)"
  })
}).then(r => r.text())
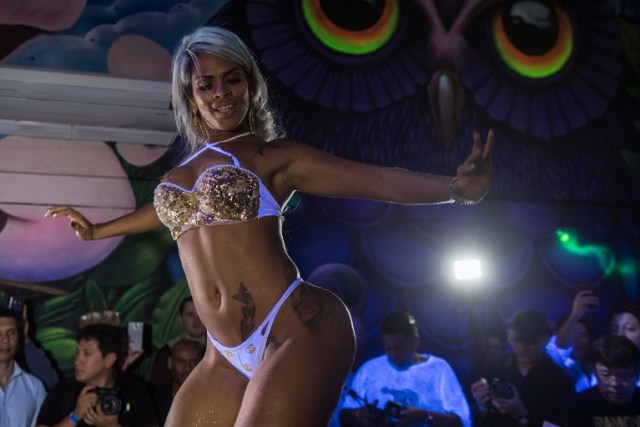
top-left (490, 379), bottom-right (514, 399)
top-left (101, 395), bottom-right (122, 415)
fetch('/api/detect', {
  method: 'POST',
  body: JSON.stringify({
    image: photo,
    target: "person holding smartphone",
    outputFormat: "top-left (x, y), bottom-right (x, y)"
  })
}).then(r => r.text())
top-left (545, 288), bottom-right (599, 392)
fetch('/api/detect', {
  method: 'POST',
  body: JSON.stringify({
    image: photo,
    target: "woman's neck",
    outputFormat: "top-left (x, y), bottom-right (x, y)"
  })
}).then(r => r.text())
top-left (206, 127), bottom-right (251, 143)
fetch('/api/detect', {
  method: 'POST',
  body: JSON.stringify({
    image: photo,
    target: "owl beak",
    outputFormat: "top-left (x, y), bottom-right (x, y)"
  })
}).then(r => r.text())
top-left (428, 67), bottom-right (466, 148)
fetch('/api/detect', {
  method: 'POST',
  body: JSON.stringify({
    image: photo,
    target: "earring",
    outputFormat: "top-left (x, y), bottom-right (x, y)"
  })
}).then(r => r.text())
top-left (248, 108), bottom-right (256, 135)
top-left (192, 110), bottom-right (207, 142)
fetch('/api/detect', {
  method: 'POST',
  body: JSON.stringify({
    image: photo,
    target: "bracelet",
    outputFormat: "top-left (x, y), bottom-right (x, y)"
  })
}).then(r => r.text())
top-left (449, 177), bottom-right (480, 205)
top-left (69, 412), bottom-right (79, 426)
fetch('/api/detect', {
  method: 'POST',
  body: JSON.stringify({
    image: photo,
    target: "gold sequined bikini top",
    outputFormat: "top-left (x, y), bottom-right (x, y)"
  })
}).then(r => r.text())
top-left (153, 134), bottom-right (281, 239)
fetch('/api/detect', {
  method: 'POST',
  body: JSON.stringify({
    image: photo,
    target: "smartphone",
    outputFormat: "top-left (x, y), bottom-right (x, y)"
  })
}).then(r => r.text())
top-left (8, 297), bottom-right (25, 319)
top-left (128, 322), bottom-right (144, 352)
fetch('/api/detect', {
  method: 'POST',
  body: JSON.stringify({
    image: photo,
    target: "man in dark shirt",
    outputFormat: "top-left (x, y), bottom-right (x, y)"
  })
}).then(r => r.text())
top-left (562, 334), bottom-right (640, 427)
top-left (36, 323), bottom-right (158, 427)
top-left (154, 338), bottom-right (204, 425)
top-left (470, 308), bottom-right (576, 427)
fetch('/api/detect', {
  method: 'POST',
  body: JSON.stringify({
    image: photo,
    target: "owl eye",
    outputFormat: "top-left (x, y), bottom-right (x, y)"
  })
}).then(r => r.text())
top-left (301, 0), bottom-right (400, 55)
top-left (490, 0), bottom-right (574, 79)
top-left (246, 0), bottom-right (426, 112)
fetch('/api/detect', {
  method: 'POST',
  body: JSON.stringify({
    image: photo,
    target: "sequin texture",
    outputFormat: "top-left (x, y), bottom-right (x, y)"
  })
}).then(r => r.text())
top-left (154, 165), bottom-right (260, 239)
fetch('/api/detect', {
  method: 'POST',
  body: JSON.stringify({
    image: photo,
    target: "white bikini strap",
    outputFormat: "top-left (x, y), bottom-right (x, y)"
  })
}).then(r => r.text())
top-left (178, 132), bottom-right (251, 167)
top-left (207, 146), bottom-right (240, 166)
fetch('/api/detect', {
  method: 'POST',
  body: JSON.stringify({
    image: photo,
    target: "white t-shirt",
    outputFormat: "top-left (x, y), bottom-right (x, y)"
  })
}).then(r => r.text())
top-left (342, 354), bottom-right (471, 427)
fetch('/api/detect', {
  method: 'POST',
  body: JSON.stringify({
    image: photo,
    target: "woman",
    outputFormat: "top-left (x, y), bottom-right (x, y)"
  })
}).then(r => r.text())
top-left (46, 26), bottom-right (493, 426)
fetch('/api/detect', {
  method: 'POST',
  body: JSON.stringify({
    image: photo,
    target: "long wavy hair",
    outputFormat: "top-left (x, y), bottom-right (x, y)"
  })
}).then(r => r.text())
top-left (171, 26), bottom-right (285, 160)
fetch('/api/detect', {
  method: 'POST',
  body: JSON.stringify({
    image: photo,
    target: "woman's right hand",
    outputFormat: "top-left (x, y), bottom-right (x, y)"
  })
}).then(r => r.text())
top-left (44, 205), bottom-right (94, 241)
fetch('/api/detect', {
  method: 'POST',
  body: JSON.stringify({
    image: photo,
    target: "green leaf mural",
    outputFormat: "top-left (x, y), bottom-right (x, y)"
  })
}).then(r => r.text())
top-left (84, 279), bottom-right (109, 312)
top-left (90, 230), bottom-right (173, 287)
top-left (114, 270), bottom-right (168, 324)
top-left (34, 285), bottom-right (85, 327)
top-left (150, 279), bottom-right (191, 349)
top-left (36, 326), bottom-right (78, 374)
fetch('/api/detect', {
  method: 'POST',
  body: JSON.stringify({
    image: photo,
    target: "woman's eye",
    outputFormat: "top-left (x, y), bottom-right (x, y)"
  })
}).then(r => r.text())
top-left (197, 82), bottom-right (213, 91)
top-left (227, 77), bottom-right (242, 84)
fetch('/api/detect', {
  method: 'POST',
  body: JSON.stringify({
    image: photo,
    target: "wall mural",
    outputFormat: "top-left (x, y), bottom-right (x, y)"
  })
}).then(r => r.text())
top-left (0, 0), bottom-right (639, 380)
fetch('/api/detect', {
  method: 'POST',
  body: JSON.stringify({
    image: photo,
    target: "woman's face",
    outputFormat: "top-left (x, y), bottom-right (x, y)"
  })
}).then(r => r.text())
top-left (191, 53), bottom-right (250, 136)
top-left (610, 313), bottom-right (640, 348)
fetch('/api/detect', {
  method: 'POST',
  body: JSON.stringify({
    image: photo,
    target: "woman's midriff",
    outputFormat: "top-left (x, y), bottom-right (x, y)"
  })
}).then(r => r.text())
top-left (176, 218), bottom-right (299, 347)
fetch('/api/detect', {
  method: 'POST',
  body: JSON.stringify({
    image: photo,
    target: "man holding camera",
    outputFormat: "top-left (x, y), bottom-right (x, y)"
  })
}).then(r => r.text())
top-left (340, 312), bottom-right (470, 427)
top-left (470, 308), bottom-right (575, 427)
top-left (36, 323), bottom-right (158, 427)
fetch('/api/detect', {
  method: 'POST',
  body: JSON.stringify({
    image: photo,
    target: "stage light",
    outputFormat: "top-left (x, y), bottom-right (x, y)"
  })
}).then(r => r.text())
top-left (453, 259), bottom-right (482, 280)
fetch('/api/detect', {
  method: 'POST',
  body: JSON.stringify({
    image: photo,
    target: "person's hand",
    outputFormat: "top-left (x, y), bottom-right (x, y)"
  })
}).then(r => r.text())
top-left (44, 205), bottom-right (95, 241)
top-left (398, 405), bottom-right (424, 426)
top-left (83, 401), bottom-right (120, 427)
top-left (450, 129), bottom-right (494, 204)
top-left (490, 385), bottom-right (527, 419)
top-left (570, 288), bottom-right (599, 319)
top-left (354, 405), bottom-right (378, 427)
top-left (470, 378), bottom-right (491, 408)
top-left (73, 385), bottom-right (100, 420)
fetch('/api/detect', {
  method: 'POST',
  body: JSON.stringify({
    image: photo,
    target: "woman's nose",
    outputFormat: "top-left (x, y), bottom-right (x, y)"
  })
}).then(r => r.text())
top-left (211, 82), bottom-right (229, 98)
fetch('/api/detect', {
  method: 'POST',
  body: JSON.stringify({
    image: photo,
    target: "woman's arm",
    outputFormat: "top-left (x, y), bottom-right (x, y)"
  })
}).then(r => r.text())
top-left (279, 130), bottom-right (493, 205)
top-left (44, 203), bottom-right (164, 240)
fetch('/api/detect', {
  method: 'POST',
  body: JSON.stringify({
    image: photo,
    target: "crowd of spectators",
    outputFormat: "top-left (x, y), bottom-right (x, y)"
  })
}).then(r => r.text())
top-left (2, 293), bottom-right (639, 427)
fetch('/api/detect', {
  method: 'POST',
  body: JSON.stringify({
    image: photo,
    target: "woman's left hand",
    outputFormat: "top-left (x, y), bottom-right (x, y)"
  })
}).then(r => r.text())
top-left (450, 129), bottom-right (494, 204)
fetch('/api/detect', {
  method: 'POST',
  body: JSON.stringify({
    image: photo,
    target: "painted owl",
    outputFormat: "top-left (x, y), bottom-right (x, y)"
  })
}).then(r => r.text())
top-left (208, 0), bottom-right (640, 358)
top-left (210, 0), bottom-right (640, 203)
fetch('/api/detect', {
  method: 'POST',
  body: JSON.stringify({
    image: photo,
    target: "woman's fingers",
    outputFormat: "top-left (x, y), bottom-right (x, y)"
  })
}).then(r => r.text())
top-left (44, 205), bottom-right (77, 218)
top-left (462, 129), bottom-right (494, 176)
top-left (483, 129), bottom-right (495, 159)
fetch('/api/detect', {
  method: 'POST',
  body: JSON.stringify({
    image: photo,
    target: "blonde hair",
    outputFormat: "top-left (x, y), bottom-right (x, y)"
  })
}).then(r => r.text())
top-left (171, 27), bottom-right (285, 159)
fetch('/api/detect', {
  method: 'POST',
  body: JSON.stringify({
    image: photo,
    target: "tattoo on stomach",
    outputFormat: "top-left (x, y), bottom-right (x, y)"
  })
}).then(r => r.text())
top-left (233, 282), bottom-right (256, 340)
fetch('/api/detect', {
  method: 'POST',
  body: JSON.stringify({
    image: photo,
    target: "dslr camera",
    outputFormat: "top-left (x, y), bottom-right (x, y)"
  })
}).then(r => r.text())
top-left (489, 378), bottom-right (514, 399)
top-left (367, 401), bottom-right (403, 426)
top-left (91, 387), bottom-right (123, 415)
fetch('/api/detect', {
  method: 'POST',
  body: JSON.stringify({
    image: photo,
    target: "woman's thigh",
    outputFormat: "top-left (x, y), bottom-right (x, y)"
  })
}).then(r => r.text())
top-left (235, 284), bottom-right (356, 427)
top-left (165, 348), bottom-right (249, 427)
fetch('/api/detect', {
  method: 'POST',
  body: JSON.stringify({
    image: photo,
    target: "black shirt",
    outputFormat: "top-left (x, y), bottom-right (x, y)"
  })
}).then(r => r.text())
top-left (36, 374), bottom-right (159, 427)
top-left (474, 354), bottom-right (576, 427)
top-left (561, 387), bottom-right (640, 427)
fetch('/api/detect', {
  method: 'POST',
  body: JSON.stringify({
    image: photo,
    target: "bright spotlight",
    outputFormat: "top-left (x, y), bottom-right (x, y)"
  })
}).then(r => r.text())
top-left (453, 259), bottom-right (482, 280)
